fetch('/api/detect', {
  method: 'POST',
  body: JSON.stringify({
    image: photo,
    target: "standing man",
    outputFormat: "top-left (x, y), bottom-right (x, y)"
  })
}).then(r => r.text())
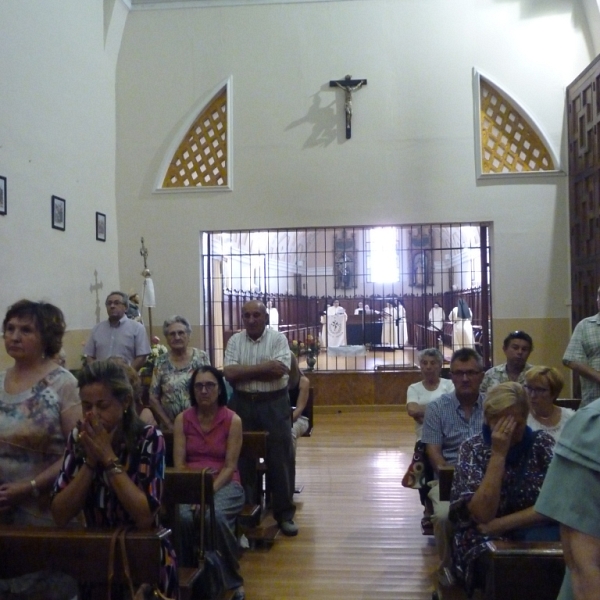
top-left (563, 287), bottom-right (600, 407)
top-left (223, 300), bottom-right (297, 536)
top-left (84, 291), bottom-right (150, 371)
top-left (421, 348), bottom-right (485, 586)
top-left (480, 331), bottom-right (534, 396)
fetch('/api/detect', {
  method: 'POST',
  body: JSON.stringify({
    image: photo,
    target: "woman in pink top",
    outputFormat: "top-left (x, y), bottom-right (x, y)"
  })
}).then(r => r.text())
top-left (173, 365), bottom-right (245, 600)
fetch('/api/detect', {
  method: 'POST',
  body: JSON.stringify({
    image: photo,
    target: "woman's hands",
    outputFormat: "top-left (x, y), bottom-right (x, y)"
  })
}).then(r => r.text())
top-left (0, 481), bottom-right (31, 511)
top-left (77, 412), bottom-right (117, 468)
top-left (490, 415), bottom-right (516, 458)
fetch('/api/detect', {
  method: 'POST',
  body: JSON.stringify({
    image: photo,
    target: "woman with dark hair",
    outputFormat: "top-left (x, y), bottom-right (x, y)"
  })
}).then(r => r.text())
top-left (173, 365), bottom-right (245, 600)
top-left (51, 360), bottom-right (178, 598)
top-left (0, 299), bottom-right (80, 599)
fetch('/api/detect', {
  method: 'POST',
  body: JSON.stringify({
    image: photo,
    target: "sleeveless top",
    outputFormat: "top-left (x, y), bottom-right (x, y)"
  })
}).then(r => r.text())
top-left (182, 405), bottom-right (240, 483)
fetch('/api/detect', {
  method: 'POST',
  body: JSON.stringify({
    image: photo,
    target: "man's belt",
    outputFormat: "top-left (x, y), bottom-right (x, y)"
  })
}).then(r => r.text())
top-left (235, 388), bottom-right (287, 402)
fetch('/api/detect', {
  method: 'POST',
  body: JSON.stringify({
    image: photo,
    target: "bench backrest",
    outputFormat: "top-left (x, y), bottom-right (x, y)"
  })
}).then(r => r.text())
top-left (0, 525), bottom-right (166, 584)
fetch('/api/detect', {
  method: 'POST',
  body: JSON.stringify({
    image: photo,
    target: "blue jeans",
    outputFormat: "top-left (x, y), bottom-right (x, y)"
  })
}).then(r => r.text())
top-left (179, 480), bottom-right (245, 590)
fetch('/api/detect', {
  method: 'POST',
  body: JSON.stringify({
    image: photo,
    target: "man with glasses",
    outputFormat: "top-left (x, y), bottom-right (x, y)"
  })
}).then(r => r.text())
top-left (223, 300), bottom-right (297, 536)
top-left (563, 286), bottom-right (600, 407)
top-left (480, 331), bottom-right (534, 396)
top-left (84, 291), bottom-right (150, 370)
top-left (421, 348), bottom-right (485, 587)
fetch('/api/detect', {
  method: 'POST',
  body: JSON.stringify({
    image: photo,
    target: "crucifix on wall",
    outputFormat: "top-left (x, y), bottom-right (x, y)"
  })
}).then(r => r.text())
top-left (329, 74), bottom-right (367, 139)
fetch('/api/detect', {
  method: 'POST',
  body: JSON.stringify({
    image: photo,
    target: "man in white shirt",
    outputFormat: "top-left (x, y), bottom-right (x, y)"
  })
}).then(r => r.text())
top-left (223, 300), bottom-right (297, 536)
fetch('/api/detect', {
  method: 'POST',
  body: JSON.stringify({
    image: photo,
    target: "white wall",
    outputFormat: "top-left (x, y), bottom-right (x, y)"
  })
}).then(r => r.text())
top-left (0, 0), bottom-right (124, 341)
top-left (115, 0), bottom-right (591, 331)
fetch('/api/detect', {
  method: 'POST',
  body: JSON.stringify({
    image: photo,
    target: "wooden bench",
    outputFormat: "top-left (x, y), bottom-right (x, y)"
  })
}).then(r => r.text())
top-left (481, 540), bottom-right (564, 600)
top-left (0, 525), bottom-right (167, 598)
top-left (163, 468), bottom-right (217, 600)
top-left (554, 397), bottom-right (581, 411)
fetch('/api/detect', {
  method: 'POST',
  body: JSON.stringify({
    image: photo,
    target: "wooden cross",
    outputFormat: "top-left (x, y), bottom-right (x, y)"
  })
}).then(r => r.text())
top-left (329, 74), bottom-right (367, 139)
top-left (89, 269), bottom-right (103, 324)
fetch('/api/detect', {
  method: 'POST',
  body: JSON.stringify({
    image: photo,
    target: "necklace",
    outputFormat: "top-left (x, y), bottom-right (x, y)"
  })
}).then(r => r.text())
top-left (534, 408), bottom-right (557, 422)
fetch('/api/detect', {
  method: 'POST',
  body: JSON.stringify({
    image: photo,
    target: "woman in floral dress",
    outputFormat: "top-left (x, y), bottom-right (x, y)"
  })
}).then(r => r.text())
top-left (149, 316), bottom-right (209, 432)
top-left (0, 299), bottom-right (80, 599)
top-left (450, 382), bottom-right (557, 595)
top-left (52, 360), bottom-right (178, 598)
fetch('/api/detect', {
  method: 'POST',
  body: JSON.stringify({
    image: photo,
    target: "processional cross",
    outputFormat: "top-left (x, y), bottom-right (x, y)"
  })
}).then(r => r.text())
top-left (329, 74), bottom-right (367, 139)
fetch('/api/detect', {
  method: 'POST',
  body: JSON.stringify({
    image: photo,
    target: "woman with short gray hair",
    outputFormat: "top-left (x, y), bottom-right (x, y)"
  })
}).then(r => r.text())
top-left (149, 315), bottom-right (210, 432)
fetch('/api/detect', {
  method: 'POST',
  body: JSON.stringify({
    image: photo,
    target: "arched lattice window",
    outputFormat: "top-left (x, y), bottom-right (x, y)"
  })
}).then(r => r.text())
top-left (162, 86), bottom-right (228, 188)
top-left (474, 71), bottom-right (560, 177)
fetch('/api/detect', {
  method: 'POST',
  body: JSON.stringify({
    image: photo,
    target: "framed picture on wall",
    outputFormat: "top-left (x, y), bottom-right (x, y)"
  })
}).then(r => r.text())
top-left (51, 195), bottom-right (66, 231)
top-left (96, 212), bottom-right (106, 242)
top-left (0, 176), bottom-right (6, 215)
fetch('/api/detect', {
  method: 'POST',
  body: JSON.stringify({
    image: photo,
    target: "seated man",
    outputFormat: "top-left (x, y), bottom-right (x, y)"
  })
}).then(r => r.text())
top-left (480, 330), bottom-right (533, 396)
top-left (354, 302), bottom-right (364, 315)
top-left (421, 348), bottom-right (485, 587)
top-left (288, 353), bottom-right (310, 455)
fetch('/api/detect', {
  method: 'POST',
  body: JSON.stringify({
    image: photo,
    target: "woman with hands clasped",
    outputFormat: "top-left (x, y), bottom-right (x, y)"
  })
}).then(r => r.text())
top-left (51, 360), bottom-right (178, 598)
top-left (449, 382), bottom-right (558, 594)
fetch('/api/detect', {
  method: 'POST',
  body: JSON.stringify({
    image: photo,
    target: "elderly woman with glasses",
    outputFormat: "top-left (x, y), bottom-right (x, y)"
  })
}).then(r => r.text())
top-left (149, 315), bottom-right (210, 433)
top-left (450, 382), bottom-right (558, 594)
top-left (524, 366), bottom-right (575, 442)
top-left (173, 366), bottom-right (245, 600)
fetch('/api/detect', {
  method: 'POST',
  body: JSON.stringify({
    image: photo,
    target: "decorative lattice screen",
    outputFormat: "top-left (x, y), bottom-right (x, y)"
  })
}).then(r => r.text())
top-left (480, 79), bottom-right (554, 174)
top-left (162, 86), bottom-right (227, 187)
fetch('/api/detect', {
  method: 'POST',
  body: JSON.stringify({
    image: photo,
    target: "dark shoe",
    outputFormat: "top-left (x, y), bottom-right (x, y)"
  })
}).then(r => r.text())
top-left (232, 588), bottom-right (246, 600)
top-left (279, 519), bottom-right (299, 536)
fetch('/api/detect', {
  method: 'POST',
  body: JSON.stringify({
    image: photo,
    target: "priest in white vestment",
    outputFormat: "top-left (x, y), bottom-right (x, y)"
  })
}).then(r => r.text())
top-left (449, 298), bottom-right (474, 351)
top-left (397, 301), bottom-right (408, 348)
top-left (382, 302), bottom-right (399, 348)
top-left (428, 302), bottom-right (445, 332)
top-left (266, 300), bottom-right (279, 331)
top-left (324, 300), bottom-right (347, 348)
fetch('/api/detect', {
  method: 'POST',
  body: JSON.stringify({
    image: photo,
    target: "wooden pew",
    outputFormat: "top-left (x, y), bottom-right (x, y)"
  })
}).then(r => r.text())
top-left (482, 540), bottom-right (565, 600)
top-left (238, 431), bottom-right (279, 544)
top-left (0, 525), bottom-right (167, 597)
top-left (554, 398), bottom-right (581, 411)
top-left (162, 468), bottom-right (215, 600)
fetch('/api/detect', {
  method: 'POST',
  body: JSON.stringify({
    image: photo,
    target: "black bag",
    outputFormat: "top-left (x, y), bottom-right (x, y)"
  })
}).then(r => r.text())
top-left (192, 550), bottom-right (227, 599)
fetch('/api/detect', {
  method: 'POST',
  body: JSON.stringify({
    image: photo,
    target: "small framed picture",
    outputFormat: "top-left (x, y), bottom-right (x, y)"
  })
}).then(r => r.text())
top-left (0, 176), bottom-right (6, 216)
top-left (51, 195), bottom-right (66, 231)
top-left (96, 212), bottom-right (106, 242)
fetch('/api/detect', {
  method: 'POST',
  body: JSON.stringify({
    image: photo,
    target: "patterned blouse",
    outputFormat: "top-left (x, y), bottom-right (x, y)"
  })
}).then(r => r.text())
top-left (53, 425), bottom-right (178, 597)
top-left (449, 430), bottom-right (555, 593)
top-left (150, 348), bottom-right (210, 420)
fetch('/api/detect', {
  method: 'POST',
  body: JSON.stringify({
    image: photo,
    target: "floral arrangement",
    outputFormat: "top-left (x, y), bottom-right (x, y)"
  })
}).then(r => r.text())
top-left (305, 334), bottom-right (321, 357)
top-left (289, 339), bottom-right (305, 358)
top-left (147, 337), bottom-right (168, 367)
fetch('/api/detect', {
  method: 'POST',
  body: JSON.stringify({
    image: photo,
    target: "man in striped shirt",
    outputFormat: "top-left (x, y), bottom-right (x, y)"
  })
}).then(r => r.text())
top-left (224, 300), bottom-right (297, 536)
top-left (422, 347), bottom-right (485, 586)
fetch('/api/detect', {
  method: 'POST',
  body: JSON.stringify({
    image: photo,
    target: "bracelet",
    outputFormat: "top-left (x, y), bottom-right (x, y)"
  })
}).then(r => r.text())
top-left (104, 458), bottom-right (124, 476)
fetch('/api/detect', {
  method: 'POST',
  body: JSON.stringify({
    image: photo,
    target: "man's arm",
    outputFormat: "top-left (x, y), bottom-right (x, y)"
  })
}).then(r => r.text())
top-left (132, 354), bottom-right (149, 371)
top-left (563, 359), bottom-right (600, 386)
top-left (426, 443), bottom-right (447, 474)
top-left (561, 525), bottom-right (600, 600)
top-left (292, 374), bottom-right (310, 422)
top-left (223, 361), bottom-right (289, 384)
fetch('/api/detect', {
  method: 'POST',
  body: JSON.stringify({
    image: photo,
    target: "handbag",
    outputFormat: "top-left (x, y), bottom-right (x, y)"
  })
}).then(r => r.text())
top-left (401, 441), bottom-right (432, 489)
top-left (107, 526), bottom-right (175, 600)
top-left (191, 469), bottom-right (227, 600)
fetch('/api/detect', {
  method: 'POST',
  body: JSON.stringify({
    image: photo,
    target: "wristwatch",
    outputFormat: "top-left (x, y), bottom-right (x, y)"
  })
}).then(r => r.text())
top-left (30, 479), bottom-right (40, 498)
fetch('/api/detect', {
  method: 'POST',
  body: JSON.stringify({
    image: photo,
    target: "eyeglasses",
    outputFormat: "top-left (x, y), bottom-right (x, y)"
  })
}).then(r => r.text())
top-left (194, 382), bottom-right (217, 392)
top-left (450, 370), bottom-right (482, 378)
top-left (105, 301), bottom-right (124, 306)
top-left (524, 385), bottom-right (550, 395)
